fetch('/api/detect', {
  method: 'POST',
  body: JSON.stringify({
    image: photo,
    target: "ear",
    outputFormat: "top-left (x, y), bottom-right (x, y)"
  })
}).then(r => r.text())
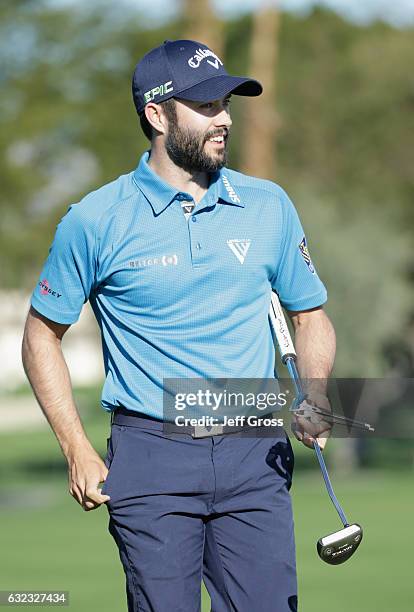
top-left (144, 103), bottom-right (168, 135)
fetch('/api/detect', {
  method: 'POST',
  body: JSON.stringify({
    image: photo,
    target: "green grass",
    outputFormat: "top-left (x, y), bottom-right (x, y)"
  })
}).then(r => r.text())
top-left (0, 410), bottom-right (412, 611)
top-left (292, 472), bottom-right (412, 611)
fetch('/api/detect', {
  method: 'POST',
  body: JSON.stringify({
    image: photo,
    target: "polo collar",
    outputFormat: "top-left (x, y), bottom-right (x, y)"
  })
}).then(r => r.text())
top-left (133, 152), bottom-right (245, 214)
top-left (215, 171), bottom-right (244, 207)
top-left (133, 152), bottom-right (180, 215)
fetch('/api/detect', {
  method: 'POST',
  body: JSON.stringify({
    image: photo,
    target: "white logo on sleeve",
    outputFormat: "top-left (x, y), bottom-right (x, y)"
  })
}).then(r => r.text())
top-left (227, 239), bottom-right (251, 264)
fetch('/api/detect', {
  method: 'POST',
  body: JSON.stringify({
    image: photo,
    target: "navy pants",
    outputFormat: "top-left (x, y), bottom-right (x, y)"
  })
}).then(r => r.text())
top-left (102, 414), bottom-right (297, 612)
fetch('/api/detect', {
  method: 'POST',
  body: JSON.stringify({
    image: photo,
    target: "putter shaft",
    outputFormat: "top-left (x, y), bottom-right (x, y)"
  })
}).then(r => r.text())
top-left (313, 440), bottom-right (349, 527)
top-left (285, 354), bottom-right (350, 527)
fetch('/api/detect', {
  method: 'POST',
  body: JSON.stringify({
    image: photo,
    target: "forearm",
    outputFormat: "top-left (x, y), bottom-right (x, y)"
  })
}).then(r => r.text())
top-left (292, 309), bottom-right (336, 395)
top-left (22, 329), bottom-right (92, 460)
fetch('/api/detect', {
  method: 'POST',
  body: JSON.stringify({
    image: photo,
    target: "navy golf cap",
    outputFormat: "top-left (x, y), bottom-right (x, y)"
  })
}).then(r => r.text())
top-left (132, 39), bottom-right (262, 115)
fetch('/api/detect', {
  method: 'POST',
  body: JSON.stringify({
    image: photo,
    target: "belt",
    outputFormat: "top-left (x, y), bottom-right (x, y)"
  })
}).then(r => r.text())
top-left (112, 407), bottom-right (282, 439)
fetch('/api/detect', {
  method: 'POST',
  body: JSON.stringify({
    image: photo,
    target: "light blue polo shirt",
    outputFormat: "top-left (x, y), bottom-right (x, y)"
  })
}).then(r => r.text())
top-left (31, 151), bottom-right (327, 417)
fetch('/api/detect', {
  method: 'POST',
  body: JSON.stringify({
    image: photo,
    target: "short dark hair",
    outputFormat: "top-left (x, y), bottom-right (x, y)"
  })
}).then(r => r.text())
top-left (139, 98), bottom-right (177, 141)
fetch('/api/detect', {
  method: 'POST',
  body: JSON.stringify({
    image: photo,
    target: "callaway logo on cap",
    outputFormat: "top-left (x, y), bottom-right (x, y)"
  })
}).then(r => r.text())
top-left (132, 39), bottom-right (262, 115)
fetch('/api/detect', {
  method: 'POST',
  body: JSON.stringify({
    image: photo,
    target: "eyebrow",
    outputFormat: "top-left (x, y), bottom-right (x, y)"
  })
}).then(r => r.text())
top-left (210, 95), bottom-right (232, 104)
top-left (188, 95), bottom-right (232, 107)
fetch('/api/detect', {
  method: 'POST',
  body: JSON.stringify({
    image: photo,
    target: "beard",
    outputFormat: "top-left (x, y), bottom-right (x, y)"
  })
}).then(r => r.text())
top-left (165, 116), bottom-right (229, 173)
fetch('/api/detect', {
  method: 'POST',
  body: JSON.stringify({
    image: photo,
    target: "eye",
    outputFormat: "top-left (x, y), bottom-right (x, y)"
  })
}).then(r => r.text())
top-left (200, 102), bottom-right (214, 109)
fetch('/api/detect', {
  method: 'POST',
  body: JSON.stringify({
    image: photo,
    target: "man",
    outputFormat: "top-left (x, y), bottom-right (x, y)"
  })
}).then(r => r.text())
top-left (22, 40), bottom-right (335, 611)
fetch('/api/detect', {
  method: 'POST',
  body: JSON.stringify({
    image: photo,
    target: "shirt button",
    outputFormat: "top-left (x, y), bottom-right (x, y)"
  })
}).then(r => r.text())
top-left (192, 216), bottom-right (197, 222)
top-left (196, 242), bottom-right (201, 250)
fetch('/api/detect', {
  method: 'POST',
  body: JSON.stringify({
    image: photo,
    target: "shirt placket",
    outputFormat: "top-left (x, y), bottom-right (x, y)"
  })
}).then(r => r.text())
top-left (188, 211), bottom-right (205, 267)
top-left (174, 190), bottom-right (218, 268)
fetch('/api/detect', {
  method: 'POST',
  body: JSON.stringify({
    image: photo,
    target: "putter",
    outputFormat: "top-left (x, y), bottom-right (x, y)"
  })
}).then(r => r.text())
top-left (268, 292), bottom-right (365, 565)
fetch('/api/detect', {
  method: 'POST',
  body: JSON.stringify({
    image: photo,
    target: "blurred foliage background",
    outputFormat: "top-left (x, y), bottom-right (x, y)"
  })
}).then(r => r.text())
top-left (1, 0), bottom-right (413, 610)
top-left (1, 0), bottom-right (413, 376)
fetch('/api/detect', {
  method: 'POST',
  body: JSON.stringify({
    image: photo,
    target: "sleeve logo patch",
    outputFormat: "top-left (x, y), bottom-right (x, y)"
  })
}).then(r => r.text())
top-left (298, 237), bottom-right (315, 274)
top-left (38, 279), bottom-right (62, 298)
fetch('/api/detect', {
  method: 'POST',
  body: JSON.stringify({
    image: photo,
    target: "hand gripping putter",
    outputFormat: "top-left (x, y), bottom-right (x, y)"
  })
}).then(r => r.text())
top-left (268, 292), bottom-right (365, 565)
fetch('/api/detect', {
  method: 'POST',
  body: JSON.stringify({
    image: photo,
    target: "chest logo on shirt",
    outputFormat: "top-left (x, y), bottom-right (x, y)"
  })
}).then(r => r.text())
top-left (129, 254), bottom-right (178, 268)
top-left (298, 237), bottom-right (315, 274)
top-left (227, 239), bottom-right (251, 264)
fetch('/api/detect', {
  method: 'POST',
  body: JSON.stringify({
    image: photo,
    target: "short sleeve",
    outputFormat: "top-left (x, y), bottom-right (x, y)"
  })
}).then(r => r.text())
top-left (30, 204), bottom-right (97, 324)
top-left (271, 189), bottom-right (327, 311)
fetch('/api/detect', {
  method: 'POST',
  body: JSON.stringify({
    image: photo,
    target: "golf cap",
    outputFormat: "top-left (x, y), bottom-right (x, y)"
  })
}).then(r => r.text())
top-left (132, 39), bottom-right (262, 115)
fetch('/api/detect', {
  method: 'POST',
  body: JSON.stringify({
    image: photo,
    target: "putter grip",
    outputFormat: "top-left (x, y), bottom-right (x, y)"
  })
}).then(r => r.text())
top-left (269, 293), bottom-right (296, 363)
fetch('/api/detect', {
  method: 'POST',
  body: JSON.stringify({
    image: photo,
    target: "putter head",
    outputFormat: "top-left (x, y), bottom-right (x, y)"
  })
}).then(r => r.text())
top-left (317, 523), bottom-right (363, 565)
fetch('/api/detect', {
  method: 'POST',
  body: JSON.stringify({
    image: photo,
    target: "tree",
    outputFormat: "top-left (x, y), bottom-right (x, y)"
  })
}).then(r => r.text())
top-left (182, 0), bottom-right (224, 57)
top-left (240, 1), bottom-right (280, 179)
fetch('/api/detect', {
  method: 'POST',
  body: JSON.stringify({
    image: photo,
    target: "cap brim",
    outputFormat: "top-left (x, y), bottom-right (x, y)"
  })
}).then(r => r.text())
top-left (175, 75), bottom-right (262, 103)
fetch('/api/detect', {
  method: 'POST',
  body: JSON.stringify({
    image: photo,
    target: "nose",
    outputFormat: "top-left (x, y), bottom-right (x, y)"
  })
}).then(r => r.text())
top-left (215, 104), bottom-right (232, 129)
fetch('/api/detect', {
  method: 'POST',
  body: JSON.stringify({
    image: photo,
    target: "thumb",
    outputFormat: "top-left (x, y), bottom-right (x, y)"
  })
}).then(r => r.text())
top-left (97, 478), bottom-right (111, 501)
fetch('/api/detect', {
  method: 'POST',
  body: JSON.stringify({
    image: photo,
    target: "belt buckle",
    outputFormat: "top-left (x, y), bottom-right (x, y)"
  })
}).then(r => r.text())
top-left (192, 424), bottom-right (224, 438)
